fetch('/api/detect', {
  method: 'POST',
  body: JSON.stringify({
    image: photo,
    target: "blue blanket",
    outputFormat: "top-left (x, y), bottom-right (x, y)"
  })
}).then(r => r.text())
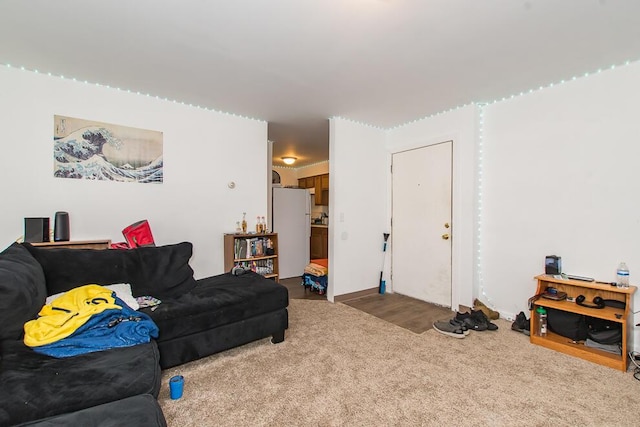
top-left (32, 296), bottom-right (159, 358)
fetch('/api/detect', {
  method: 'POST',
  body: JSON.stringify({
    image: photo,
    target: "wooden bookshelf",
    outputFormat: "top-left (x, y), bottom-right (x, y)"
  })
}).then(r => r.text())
top-left (223, 233), bottom-right (279, 281)
top-left (530, 274), bottom-right (636, 371)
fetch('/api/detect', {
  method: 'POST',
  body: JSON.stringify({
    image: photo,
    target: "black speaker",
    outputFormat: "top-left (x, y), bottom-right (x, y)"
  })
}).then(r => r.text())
top-left (54, 211), bottom-right (70, 242)
top-left (24, 217), bottom-right (50, 243)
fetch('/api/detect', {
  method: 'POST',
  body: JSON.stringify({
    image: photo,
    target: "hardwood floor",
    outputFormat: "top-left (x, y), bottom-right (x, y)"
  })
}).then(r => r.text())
top-left (280, 277), bottom-right (327, 301)
top-left (280, 277), bottom-right (456, 333)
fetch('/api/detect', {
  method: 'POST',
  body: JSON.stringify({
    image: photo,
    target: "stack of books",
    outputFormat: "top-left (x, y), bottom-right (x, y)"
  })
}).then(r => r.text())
top-left (233, 237), bottom-right (274, 259)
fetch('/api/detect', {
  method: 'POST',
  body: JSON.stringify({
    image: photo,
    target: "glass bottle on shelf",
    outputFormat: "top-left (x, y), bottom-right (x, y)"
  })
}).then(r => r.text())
top-left (256, 216), bottom-right (261, 233)
top-left (235, 221), bottom-right (242, 233)
top-left (261, 216), bottom-right (266, 233)
top-left (241, 212), bottom-right (247, 233)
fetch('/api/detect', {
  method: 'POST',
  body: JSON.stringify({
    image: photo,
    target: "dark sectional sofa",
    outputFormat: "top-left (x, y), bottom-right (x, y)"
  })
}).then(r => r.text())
top-left (0, 241), bottom-right (289, 426)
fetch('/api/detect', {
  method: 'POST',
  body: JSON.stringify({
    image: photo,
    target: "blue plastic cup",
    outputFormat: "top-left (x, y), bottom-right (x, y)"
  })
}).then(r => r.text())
top-left (169, 375), bottom-right (184, 400)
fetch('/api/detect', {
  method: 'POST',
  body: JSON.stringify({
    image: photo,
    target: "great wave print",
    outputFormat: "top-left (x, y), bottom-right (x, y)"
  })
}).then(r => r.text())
top-left (53, 116), bottom-right (163, 183)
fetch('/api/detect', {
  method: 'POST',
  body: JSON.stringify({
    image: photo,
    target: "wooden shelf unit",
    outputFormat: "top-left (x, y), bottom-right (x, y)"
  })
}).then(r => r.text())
top-left (530, 274), bottom-right (636, 371)
top-left (30, 239), bottom-right (111, 250)
top-left (223, 233), bottom-right (279, 281)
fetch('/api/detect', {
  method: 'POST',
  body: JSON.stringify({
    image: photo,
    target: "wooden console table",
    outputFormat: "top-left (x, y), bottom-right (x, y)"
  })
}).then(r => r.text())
top-left (30, 239), bottom-right (111, 250)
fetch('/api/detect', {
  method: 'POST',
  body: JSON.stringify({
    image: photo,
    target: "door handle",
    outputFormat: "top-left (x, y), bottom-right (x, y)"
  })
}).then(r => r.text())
top-left (442, 233), bottom-right (450, 240)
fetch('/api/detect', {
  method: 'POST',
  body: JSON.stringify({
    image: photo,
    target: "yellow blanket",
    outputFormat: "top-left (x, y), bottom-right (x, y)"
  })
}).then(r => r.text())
top-left (24, 284), bottom-right (121, 347)
top-left (304, 262), bottom-right (328, 277)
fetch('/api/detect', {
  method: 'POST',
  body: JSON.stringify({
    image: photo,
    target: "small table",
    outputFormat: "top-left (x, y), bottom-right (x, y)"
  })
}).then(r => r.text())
top-left (30, 239), bottom-right (111, 250)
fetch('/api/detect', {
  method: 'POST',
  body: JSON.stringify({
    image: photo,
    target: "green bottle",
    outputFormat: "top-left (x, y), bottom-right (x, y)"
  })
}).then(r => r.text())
top-left (536, 306), bottom-right (547, 337)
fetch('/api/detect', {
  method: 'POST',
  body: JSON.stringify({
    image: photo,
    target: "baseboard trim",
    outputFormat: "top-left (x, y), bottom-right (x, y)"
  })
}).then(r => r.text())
top-left (334, 287), bottom-right (379, 302)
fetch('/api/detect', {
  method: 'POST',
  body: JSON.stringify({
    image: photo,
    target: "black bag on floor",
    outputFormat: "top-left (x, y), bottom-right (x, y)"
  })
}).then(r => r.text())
top-left (546, 308), bottom-right (588, 341)
top-left (586, 316), bottom-right (622, 345)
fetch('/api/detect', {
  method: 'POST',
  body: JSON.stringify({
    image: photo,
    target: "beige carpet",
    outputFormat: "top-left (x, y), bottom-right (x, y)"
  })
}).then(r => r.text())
top-left (159, 300), bottom-right (640, 426)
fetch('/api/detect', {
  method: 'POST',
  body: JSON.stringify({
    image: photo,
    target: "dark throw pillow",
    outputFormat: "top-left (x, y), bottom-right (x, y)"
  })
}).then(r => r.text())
top-left (0, 242), bottom-right (47, 340)
top-left (23, 241), bottom-right (197, 299)
top-left (23, 242), bottom-right (134, 295)
top-left (129, 242), bottom-right (198, 298)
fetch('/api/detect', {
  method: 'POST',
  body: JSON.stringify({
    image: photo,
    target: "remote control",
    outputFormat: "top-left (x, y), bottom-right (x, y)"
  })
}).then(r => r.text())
top-left (566, 274), bottom-right (594, 282)
top-left (595, 281), bottom-right (618, 287)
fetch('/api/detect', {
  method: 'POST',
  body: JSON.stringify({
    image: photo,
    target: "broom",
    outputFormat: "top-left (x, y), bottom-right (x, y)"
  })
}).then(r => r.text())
top-left (379, 233), bottom-right (390, 294)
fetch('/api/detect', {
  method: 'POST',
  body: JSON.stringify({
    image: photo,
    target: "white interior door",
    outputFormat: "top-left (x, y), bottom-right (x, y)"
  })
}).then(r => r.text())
top-left (391, 141), bottom-right (452, 307)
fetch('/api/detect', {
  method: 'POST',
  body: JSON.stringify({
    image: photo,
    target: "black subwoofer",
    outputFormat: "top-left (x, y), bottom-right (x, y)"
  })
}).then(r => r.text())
top-left (54, 211), bottom-right (70, 241)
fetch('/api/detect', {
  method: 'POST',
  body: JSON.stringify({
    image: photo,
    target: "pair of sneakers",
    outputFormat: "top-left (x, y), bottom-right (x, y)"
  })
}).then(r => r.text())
top-left (433, 318), bottom-right (470, 339)
top-left (455, 310), bottom-right (499, 331)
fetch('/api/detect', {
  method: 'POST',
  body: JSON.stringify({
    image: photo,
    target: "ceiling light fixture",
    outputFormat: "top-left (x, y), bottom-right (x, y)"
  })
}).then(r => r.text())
top-left (282, 157), bottom-right (297, 165)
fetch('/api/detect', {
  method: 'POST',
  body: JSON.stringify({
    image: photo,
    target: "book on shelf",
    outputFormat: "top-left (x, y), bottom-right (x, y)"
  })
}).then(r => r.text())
top-left (234, 239), bottom-right (248, 259)
top-left (234, 236), bottom-right (273, 259)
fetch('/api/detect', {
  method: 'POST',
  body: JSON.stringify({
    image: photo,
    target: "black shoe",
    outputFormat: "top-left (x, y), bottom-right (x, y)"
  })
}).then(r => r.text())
top-left (471, 309), bottom-right (499, 331)
top-left (456, 311), bottom-right (487, 331)
top-left (450, 318), bottom-right (470, 335)
top-left (511, 311), bottom-right (528, 334)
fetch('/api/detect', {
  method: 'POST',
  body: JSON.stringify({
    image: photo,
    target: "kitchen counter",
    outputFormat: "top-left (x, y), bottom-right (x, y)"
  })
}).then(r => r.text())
top-left (311, 224), bottom-right (328, 228)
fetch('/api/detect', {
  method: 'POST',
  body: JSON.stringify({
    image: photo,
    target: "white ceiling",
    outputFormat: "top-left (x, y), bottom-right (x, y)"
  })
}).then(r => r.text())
top-left (2, 1), bottom-right (640, 167)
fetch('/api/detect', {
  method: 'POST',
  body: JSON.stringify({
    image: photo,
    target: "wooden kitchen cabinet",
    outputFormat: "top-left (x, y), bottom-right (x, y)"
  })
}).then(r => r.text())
top-left (305, 177), bottom-right (315, 188)
top-left (314, 178), bottom-right (323, 205)
top-left (315, 191), bottom-right (329, 206)
top-left (297, 176), bottom-right (316, 189)
top-left (313, 174), bottom-right (329, 206)
top-left (320, 174), bottom-right (329, 190)
top-left (298, 173), bottom-right (330, 206)
top-left (310, 226), bottom-right (328, 259)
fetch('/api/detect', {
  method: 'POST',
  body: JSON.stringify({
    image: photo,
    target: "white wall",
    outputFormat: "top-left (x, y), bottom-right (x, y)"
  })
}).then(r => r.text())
top-left (272, 166), bottom-right (298, 187)
top-left (482, 61), bottom-right (640, 336)
top-left (328, 119), bottom-right (387, 301)
top-left (386, 105), bottom-right (478, 309)
top-left (297, 161), bottom-right (329, 178)
top-left (0, 66), bottom-right (268, 279)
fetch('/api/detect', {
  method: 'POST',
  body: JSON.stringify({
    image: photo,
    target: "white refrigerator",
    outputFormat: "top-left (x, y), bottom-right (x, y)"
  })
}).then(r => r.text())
top-left (272, 187), bottom-right (311, 279)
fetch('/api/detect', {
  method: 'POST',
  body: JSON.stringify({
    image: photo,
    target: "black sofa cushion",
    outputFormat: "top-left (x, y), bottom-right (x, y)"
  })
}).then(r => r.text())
top-left (14, 394), bottom-right (167, 427)
top-left (23, 242), bottom-right (197, 299)
top-left (0, 243), bottom-right (46, 341)
top-left (156, 308), bottom-right (288, 369)
top-left (145, 272), bottom-right (289, 342)
top-left (0, 340), bottom-right (161, 426)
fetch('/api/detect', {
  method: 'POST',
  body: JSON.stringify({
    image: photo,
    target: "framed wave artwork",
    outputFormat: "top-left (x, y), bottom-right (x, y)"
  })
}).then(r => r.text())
top-left (53, 115), bottom-right (163, 183)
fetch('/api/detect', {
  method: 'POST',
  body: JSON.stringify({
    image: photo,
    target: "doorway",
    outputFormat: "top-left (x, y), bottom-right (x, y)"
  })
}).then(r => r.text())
top-left (391, 141), bottom-right (453, 307)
